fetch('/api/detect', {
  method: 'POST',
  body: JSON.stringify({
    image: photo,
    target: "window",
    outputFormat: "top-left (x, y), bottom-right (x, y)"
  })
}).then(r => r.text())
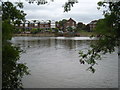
top-left (20, 24), bottom-right (23, 26)
top-left (45, 25), bottom-right (48, 27)
top-left (25, 24), bottom-right (28, 27)
top-left (35, 23), bottom-right (38, 26)
top-left (40, 25), bottom-right (43, 27)
top-left (72, 22), bottom-right (74, 26)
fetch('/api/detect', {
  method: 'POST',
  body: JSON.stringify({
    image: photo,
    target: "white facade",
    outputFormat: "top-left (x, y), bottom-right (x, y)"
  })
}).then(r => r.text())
top-left (51, 20), bottom-right (56, 28)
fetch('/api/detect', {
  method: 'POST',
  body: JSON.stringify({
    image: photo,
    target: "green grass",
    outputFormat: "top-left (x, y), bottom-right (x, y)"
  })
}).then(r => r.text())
top-left (78, 31), bottom-right (96, 37)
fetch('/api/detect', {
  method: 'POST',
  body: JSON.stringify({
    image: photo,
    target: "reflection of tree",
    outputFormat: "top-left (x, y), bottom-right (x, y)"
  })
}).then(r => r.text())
top-left (16, 38), bottom-right (91, 50)
top-left (64, 40), bottom-right (76, 49)
top-left (2, 2), bottom-right (29, 89)
top-left (18, 38), bottom-right (52, 48)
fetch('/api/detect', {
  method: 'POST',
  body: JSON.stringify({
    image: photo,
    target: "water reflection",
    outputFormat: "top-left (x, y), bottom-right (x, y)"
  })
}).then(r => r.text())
top-left (12, 37), bottom-right (92, 50)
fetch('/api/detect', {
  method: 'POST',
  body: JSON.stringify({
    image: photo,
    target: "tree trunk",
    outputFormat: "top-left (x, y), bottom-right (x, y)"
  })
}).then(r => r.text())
top-left (118, 41), bottom-right (120, 88)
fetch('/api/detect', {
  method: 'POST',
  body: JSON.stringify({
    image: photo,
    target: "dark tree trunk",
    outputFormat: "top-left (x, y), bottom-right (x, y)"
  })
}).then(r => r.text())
top-left (118, 41), bottom-right (120, 88)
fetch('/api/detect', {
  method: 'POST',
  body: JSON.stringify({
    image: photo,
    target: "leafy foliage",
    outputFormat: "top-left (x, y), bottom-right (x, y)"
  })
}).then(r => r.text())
top-left (63, 0), bottom-right (78, 12)
top-left (26, 0), bottom-right (48, 5)
top-left (2, 21), bottom-right (13, 41)
top-left (67, 26), bottom-right (74, 32)
top-left (2, 1), bottom-right (30, 89)
top-left (79, 1), bottom-right (120, 73)
top-left (57, 19), bottom-right (67, 31)
top-left (2, 2), bottom-right (26, 23)
top-left (2, 43), bottom-right (29, 89)
top-left (76, 22), bottom-right (86, 32)
top-left (25, 0), bottom-right (78, 12)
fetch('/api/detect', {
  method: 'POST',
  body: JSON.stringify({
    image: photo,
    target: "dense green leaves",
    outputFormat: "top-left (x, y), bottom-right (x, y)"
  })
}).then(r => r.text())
top-left (57, 19), bottom-right (67, 31)
top-left (67, 26), bottom-right (74, 32)
top-left (2, 43), bottom-right (30, 89)
top-left (2, 1), bottom-right (30, 89)
top-left (2, 2), bottom-right (26, 24)
top-left (2, 21), bottom-right (13, 41)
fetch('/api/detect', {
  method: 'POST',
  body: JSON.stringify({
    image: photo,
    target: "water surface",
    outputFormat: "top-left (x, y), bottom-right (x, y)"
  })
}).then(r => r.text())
top-left (11, 36), bottom-right (118, 88)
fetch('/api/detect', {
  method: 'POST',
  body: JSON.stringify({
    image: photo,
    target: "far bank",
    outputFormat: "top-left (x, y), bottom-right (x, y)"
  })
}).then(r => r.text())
top-left (14, 32), bottom-right (95, 37)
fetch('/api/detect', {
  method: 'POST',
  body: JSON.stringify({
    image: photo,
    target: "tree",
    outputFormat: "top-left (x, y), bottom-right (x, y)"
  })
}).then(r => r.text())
top-left (2, 2), bottom-right (29, 89)
top-left (79, 1), bottom-right (120, 73)
top-left (57, 19), bottom-right (67, 31)
top-left (76, 22), bottom-right (86, 32)
top-left (84, 24), bottom-right (90, 32)
top-left (67, 26), bottom-right (74, 32)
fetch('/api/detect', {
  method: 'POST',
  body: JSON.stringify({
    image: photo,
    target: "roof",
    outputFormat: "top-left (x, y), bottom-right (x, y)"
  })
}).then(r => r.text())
top-left (89, 20), bottom-right (98, 25)
top-left (68, 18), bottom-right (76, 22)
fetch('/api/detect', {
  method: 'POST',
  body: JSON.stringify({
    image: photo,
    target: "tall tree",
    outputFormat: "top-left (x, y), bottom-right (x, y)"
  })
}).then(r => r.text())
top-left (79, 1), bottom-right (120, 73)
top-left (2, 2), bottom-right (29, 89)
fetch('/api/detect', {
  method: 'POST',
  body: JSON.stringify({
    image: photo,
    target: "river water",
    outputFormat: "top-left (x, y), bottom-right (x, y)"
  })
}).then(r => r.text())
top-left (11, 36), bottom-right (118, 88)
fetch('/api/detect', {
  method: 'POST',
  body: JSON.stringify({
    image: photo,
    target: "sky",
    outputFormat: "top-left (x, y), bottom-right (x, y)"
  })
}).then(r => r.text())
top-left (9, 0), bottom-right (104, 24)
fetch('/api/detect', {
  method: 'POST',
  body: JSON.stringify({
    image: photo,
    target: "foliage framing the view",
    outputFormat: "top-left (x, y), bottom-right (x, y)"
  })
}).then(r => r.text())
top-left (2, 1), bottom-right (120, 89)
top-left (26, 0), bottom-right (78, 12)
top-left (79, 1), bottom-right (120, 73)
top-left (2, 2), bottom-right (29, 89)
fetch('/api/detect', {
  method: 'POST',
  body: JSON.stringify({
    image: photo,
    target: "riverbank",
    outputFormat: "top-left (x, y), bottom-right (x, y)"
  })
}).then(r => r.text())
top-left (14, 33), bottom-right (55, 37)
top-left (14, 32), bottom-right (95, 37)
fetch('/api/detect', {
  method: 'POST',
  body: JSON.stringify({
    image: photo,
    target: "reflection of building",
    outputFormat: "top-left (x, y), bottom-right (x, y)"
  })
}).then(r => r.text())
top-left (65, 18), bottom-right (76, 29)
top-left (88, 20), bottom-right (98, 31)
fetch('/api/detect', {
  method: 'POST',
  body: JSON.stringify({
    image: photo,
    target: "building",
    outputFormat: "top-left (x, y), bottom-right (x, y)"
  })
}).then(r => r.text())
top-left (64, 18), bottom-right (76, 29)
top-left (15, 19), bottom-right (99, 33)
top-left (15, 20), bottom-right (51, 31)
top-left (51, 20), bottom-right (56, 29)
top-left (55, 18), bottom-right (77, 32)
top-left (16, 18), bottom-right (77, 31)
top-left (88, 20), bottom-right (98, 31)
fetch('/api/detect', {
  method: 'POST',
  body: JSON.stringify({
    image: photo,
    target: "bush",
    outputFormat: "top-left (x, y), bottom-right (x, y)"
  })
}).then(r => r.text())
top-left (30, 28), bottom-right (39, 34)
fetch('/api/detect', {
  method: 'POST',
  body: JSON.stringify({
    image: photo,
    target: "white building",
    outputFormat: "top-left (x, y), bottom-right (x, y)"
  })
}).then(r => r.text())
top-left (51, 20), bottom-right (56, 28)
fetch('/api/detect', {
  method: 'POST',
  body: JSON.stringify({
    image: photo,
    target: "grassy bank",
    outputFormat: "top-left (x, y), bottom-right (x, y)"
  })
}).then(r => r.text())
top-left (14, 33), bottom-right (56, 37)
top-left (14, 31), bottom-right (95, 37)
top-left (78, 31), bottom-right (95, 37)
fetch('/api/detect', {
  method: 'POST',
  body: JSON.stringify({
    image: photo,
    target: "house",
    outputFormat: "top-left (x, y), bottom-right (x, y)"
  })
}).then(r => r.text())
top-left (15, 20), bottom-right (51, 31)
top-left (64, 18), bottom-right (76, 29)
top-left (56, 18), bottom-right (77, 32)
top-left (39, 22), bottom-right (51, 30)
top-left (15, 18), bottom-right (77, 32)
top-left (51, 20), bottom-right (56, 29)
top-left (88, 20), bottom-right (98, 31)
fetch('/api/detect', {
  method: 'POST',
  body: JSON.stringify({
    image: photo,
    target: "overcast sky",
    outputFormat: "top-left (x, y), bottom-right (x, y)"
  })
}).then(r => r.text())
top-left (9, 0), bottom-right (104, 24)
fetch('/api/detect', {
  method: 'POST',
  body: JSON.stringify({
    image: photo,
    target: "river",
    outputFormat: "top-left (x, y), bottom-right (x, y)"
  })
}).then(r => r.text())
top-left (11, 36), bottom-right (118, 88)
